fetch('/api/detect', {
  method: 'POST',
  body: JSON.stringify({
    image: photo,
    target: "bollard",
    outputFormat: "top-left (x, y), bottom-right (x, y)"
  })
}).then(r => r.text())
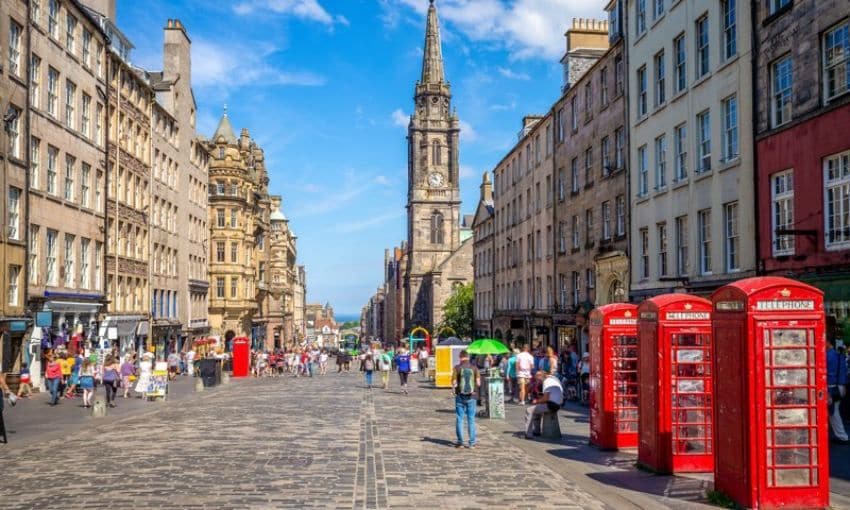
top-left (195, 378), bottom-right (204, 392)
top-left (221, 372), bottom-right (230, 385)
top-left (92, 400), bottom-right (107, 418)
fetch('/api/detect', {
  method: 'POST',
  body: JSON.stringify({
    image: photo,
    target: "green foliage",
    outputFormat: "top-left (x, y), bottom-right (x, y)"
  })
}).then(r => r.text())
top-left (440, 282), bottom-right (474, 338)
top-left (706, 490), bottom-right (739, 509)
top-left (340, 320), bottom-right (359, 330)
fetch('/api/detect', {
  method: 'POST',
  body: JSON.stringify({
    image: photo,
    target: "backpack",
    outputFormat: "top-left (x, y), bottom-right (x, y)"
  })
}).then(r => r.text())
top-left (458, 365), bottom-right (476, 396)
top-left (364, 359), bottom-right (374, 371)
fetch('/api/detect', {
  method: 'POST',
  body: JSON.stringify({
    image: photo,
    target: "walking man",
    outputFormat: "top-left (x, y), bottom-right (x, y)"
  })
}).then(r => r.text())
top-left (516, 344), bottom-right (534, 405)
top-left (525, 369), bottom-right (563, 439)
top-left (452, 350), bottom-right (480, 449)
top-left (395, 344), bottom-right (412, 394)
top-left (827, 337), bottom-right (848, 444)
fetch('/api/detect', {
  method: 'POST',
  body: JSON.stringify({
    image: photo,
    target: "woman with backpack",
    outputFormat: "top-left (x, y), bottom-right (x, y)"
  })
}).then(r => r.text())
top-left (363, 353), bottom-right (375, 389)
top-left (379, 350), bottom-right (392, 390)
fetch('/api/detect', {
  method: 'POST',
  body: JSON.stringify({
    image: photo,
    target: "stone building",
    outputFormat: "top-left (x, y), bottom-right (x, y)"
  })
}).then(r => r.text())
top-left (266, 196), bottom-right (297, 349)
top-left (292, 264), bottom-right (306, 343)
top-left (205, 112), bottom-right (271, 350)
top-left (491, 112), bottom-right (556, 347)
top-left (753, 1), bottom-right (850, 319)
top-left (19, 0), bottom-right (110, 364)
top-left (552, 13), bottom-right (629, 354)
top-left (626, 0), bottom-right (756, 300)
top-left (146, 19), bottom-right (210, 352)
top-left (403, 1), bottom-right (472, 335)
top-left (382, 245), bottom-right (406, 343)
top-left (471, 173), bottom-right (494, 338)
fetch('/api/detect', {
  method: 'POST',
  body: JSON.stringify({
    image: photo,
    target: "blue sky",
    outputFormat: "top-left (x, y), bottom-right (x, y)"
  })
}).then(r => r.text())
top-left (118, 0), bottom-right (604, 315)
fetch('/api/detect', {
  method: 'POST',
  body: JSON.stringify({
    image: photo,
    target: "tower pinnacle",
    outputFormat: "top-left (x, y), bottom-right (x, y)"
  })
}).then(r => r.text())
top-left (420, 0), bottom-right (445, 85)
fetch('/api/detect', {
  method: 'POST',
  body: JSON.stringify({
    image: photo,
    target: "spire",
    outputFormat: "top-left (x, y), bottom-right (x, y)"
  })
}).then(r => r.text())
top-left (212, 104), bottom-right (237, 144)
top-left (420, 0), bottom-right (445, 85)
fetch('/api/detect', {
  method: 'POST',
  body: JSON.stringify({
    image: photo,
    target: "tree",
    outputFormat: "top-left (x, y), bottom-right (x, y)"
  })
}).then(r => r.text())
top-left (440, 282), bottom-right (474, 338)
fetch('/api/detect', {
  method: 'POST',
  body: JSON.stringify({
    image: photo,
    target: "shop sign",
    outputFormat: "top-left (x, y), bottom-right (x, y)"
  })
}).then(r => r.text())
top-left (754, 300), bottom-right (815, 311)
top-left (9, 321), bottom-right (27, 332)
top-left (35, 311), bottom-right (53, 327)
top-left (609, 318), bottom-right (638, 325)
top-left (665, 312), bottom-right (710, 321)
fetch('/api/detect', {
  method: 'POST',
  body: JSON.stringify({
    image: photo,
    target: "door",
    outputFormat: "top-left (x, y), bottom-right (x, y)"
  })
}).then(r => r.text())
top-left (670, 331), bottom-right (713, 457)
top-left (759, 324), bottom-right (820, 489)
top-left (612, 333), bottom-right (639, 434)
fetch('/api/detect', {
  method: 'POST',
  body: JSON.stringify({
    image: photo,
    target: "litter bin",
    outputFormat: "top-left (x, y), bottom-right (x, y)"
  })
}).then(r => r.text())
top-left (198, 359), bottom-right (221, 387)
top-left (479, 370), bottom-right (505, 419)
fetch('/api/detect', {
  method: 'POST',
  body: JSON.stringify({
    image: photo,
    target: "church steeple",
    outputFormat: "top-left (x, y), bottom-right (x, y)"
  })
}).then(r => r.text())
top-left (420, 0), bottom-right (445, 86)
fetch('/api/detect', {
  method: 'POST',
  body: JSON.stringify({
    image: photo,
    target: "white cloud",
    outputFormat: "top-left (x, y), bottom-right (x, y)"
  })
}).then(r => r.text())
top-left (374, 175), bottom-right (391, 185)
top-left (459, 120), bottom-right (478, 142)
top-left (391, 109), bottom-right (410, 129)
top-left (191, 39), bottom-right (326, 91)
top-left (498, 67), bottom-right (530, 80)
top-left (490, 100), bottom-right (517, 111)
top-left (393, 0), bottom-right (605, 60)
top-left (336, 211), bottom-right (405, 233)
top-left (459, 164), bottom-right (476, 179)
top-left (232, 0), bottom-right (343, 25)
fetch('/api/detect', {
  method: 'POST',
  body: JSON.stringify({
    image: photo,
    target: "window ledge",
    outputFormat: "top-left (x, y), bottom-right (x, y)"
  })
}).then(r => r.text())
top-left (635, 195), bottom-right (650, 205)
top-left (692, 72), bottom-right (712, 89)
top-left (672, 179), bottom-right (690, 191)
top-left (716, 54), bottom-right (740, 74)
top-left (694, 170), bottom-right (713, 183)
top-left (670, 88), bottom-right (688, 104)
top-left (654, 186), bottom-right (669, 197)
top-left (650, 12), bottom-right (667, 29)
top-left (718, 157), bottom-right (741, 173)
top-left (652, 101), bottom-right (668, 116)
top-left (635, 114), bottom-right (649, 128)
top-left (762, 2), bottom-right (793, 26)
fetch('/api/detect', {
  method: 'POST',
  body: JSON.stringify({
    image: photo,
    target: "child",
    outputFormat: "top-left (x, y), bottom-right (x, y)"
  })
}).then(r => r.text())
top-left (17, 365), bottom-right (33, 398)
top-left (80, 358), bottom-right (95, 408)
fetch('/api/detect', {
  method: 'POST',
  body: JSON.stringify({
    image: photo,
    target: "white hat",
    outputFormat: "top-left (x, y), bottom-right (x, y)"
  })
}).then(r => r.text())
top-left (582, 352), bottom-right (590, 358)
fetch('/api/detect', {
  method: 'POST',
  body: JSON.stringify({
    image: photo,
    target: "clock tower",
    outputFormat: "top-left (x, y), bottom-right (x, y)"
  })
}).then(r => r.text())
top-left (405, 0), bottom-right (462, 330)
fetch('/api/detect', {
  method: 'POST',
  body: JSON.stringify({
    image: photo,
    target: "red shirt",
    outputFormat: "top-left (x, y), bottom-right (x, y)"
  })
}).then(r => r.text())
top-left (46, 361), bottom-right (62, 379)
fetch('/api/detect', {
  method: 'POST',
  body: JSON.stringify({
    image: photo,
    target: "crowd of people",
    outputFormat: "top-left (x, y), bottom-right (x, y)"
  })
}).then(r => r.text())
top-left (248, 346), bottom-right (332, 377)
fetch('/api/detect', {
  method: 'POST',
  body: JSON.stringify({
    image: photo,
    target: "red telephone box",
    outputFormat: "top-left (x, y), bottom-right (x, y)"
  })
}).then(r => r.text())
top-left (711, 277), bottom-right (828, 509)
top-left (589, 303), bottom-right (639, 450)
top-left (231, 337), bottom-right (250, 377)
top-left (638, 294), bottom-right (714, 474)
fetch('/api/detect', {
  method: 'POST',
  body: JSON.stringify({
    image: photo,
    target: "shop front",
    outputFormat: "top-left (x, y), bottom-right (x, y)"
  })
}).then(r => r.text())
top-left (0, 319), bottom-right (32, 391)
top-left (251, 320), bottom-right (268, 351)
top-left (152, 320), bottom-right (183, 359)
top-left (99, 315), bottom-right (146, 357)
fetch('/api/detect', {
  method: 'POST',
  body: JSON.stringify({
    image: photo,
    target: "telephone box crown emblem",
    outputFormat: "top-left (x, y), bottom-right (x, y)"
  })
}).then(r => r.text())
top-left (624, 310), bottom-right (633, 318)
top-left (779, 288), bottom-right (791, 297)
top-left (684, 303), bottom-right (693, 310)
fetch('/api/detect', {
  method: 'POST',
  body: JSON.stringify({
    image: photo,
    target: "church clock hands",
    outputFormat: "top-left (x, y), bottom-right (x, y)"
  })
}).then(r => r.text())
top-left (428, 172), bottom-right (444, 187)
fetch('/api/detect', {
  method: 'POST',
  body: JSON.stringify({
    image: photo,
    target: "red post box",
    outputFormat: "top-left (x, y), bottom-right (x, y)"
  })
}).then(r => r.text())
top-left (232, 337), bottom-right (250, 377)
top-left (638, 294), bottom-right (714, 474)
top-left (589, 303), bottom-right (639, 450)
top-left (711, 277), bottom-right (828, 509)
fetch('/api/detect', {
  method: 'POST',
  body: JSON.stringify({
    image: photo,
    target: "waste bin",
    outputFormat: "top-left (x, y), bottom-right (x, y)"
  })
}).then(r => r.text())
top-left (479, 371), bottom-right (505, 419)
top-left (198, 359), bottom-right (222, 387)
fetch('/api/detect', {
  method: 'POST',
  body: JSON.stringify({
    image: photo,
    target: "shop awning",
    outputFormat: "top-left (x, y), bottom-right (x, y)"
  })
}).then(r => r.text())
top-left (799, 275), bottom-right (850, 302)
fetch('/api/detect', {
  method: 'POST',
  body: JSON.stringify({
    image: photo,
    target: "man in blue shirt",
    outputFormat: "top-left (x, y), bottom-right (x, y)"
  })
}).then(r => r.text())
top-left (395, 344), bottom-right (411, 395)
top-left (827, 337), bottom-right (848, 443)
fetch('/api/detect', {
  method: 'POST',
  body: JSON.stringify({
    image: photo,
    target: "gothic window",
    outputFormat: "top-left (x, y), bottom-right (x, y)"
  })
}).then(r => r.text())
top-left (432, 140), bottom-right (442, 166)
top-left (430, 212), bottom-right (444, 245)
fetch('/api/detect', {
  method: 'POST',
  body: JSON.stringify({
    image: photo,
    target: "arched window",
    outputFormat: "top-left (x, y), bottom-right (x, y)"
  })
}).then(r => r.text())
top-left (430, 212), bottom-right (444, 245)
top-left (432, 140), bottom-right (442, 165)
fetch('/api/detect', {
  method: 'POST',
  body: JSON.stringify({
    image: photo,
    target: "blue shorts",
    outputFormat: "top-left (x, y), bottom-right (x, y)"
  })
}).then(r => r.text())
top-left (80, 376), bottom-right (94, 390)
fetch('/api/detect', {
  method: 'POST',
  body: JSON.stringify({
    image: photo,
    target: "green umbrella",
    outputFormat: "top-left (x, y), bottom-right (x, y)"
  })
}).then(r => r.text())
top-left (466, 339), bottom-right (509, 355)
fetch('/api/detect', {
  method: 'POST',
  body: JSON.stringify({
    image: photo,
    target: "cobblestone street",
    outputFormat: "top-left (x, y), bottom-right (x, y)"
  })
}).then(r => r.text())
top-left (2, 372), bottom-right (849, 509)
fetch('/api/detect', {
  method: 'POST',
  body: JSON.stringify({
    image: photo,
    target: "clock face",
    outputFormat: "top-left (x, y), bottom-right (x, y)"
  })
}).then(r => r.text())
top-left (428, 172), bottom-right (444, 187)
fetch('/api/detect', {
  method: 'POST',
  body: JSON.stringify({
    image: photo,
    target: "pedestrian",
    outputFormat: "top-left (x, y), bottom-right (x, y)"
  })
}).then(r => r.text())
top-left (45, 352), bottom-right (63, 406)
top-left (516, 345), bottom-right (534, 405)
top-left (102, 355), bottom-right (120, 408)
top-left (577, 352), bottom-right (591, 404)
top-left (543, 346), bottom-right (558, 376)
top-left (186, 348), bottom-right (196, 377)
top-left (59, 351), bottom-right (73, 396)
top-left (379, 349), bottom-right (392, 390)
top-left (827, 336), bottom-right (849, 444)
top-left (167, 351), bottom-right (181, 381)
top-left (16, 363), bottom-right (32, 399)
top-left (419, 346), bottom-right (429, 373)
top-left (0, 370), bottom-right (17, 443)
top-left (134, 353), bottom-right (154, 398)
top-left (506, 349), bottom-right (518, 402)
top-left (120, 355), bottom-right (136, 398)
top-left (524, 370), bottom-right (564, 439)
top-left (452, 350), bottom-right (480, 449)
top-left (64, 352), bottom-right (82, 399)
top-left (80, 358), bottom-right (95, 408)
top-left (319, 349), bottom-right (329, 376)
top-left (363, 353), bottom-right (375, 389)
top-left (395, 344), bottom-right (412, 394)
